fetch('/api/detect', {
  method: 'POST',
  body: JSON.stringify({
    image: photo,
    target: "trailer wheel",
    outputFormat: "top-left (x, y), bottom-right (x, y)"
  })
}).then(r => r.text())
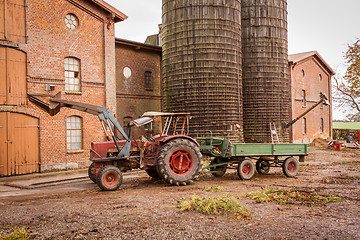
top-left (96, 165), bottom-right (123, 191)
top-left (88, 162), bottom-right (97, 183)
top-left (256, 158), bottom-right (271, 174)
top-left (156, 139), bottom-right (202, 186)
top-left (145, 169), bottom-right (160, 179)
top-left (282, 157), bottom-right (299, 177)
top-left (237, 159), bottom-right (255, 180)
top-left (210, 158), bottom-right (227, 177)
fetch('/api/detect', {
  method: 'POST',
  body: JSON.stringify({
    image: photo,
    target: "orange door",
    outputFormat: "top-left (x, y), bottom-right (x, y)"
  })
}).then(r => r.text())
top-left (0, 46), bottom-right (26, 106)
top-left (0, 0), bottom-right (26, 42)
top-left (0, 112), bottom-right (39, 176)
top-left (0, 112), bottom-right (8, 175)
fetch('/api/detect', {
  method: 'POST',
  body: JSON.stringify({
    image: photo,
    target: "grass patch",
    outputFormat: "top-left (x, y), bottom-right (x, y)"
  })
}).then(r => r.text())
top-left (177, 194), bottom-right (252, 220)
top-left (241, 188), bottom-right (343, 205)
top-left (0, 228), bottom-right (28, 240)
top-left (203, 186), bottom-right (224, 192)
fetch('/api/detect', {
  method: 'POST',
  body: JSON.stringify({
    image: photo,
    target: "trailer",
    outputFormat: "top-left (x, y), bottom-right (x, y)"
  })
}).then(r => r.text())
top-left (198, 137), bottom-right (308, 180)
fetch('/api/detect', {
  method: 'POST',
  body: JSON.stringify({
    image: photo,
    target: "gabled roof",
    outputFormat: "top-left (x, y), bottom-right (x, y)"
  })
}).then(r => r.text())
top-left (289, 51), bottom-right (335, 76)
top-left (89, 0), bottom-right (127, 22)
top-left (115, 38), bottom-right (162, 52)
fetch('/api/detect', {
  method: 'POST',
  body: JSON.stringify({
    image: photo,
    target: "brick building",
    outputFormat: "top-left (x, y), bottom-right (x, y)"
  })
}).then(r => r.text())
top-left (289, 51), bottom-right (335, 143)
top-left (0, 0), bottom-right (126, 176)
top-left (115, 38), bottom-right (162, 139)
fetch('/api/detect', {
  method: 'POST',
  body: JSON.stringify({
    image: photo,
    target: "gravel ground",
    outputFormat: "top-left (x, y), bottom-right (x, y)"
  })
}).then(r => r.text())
top-left (0, 147), bottom-right (359, 239)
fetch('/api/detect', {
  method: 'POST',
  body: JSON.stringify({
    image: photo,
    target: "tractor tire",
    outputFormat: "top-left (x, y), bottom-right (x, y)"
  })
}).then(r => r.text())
top-left (145, 169), bottom-right (160, 179)
top-left (96, 165), bottom-right (123, 191)
top-left (237, 159), bottom-right (255, 180)
top-left (210, 158), bottom-right (227, 177)
top-left (88, 162), bottom-right (96, 183)
top-left (256, 158), bottom-right (271, 174)
top-left (156, 139), bottom-right (202, 186)
top-left (282, 157), bottom-right (299, 177)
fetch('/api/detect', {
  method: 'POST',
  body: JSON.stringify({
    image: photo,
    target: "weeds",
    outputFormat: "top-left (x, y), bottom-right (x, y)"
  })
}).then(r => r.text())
top-left (203, 186), bottom-right (224, 192)
top-left (321, 176), bottom-right (360, 184)
top-left (0, 228), bottom-right (28, 240)
top-left (177, 194), bottom-right (252, 220)
top-left (240, 188), bottom-right (343, 205)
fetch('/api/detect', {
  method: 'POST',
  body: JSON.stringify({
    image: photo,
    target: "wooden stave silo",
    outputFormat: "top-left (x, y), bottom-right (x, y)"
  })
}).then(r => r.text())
top-left (241, 0), bottom-right (290, 143)
top-left (161, 0), bottom-right (244, 142)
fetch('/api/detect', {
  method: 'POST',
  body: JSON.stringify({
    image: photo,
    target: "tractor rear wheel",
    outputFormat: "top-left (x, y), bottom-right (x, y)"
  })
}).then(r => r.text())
top-left (88, 162), bottom-right (96, 183)
top-left (156, 139), bottom-right (202, 186)
top-left (210, 158), bottom-right (227, 177)
top-left (282, 157), bottom-right (299, 177)
top-left (237, 159), bottom-right (255, 180)
top-left (96, 165), bottom-right (123, 191)
top-left (145, 169), bottom-right (160, 179)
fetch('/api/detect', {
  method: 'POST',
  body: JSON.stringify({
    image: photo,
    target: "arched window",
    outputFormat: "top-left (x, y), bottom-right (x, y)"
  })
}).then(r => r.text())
top-left (302, 118), bottom-right (307, 135)
top-left (301, 90), bottom-right (306, 107)
top-left (320, 118), bottom-right (324, 133)
top-left (64, 57), bottom-right (80, 92)
top-left (66, 116), bottom-right (82, 150)
top-left (145, 71), bottom-right (152, 89)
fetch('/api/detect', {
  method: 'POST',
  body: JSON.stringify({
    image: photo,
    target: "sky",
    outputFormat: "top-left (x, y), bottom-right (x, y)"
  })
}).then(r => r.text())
top-left (105, 0), bottom-right (360, 120)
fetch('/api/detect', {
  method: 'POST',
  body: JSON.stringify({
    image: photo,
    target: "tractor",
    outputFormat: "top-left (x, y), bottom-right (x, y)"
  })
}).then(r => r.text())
top-left (28, 92), bottom-right (203, 191)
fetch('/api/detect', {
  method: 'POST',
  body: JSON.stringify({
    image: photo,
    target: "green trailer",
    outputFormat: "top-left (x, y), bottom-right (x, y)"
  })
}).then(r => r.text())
top-left (197, 137), bottom-right (308, 180)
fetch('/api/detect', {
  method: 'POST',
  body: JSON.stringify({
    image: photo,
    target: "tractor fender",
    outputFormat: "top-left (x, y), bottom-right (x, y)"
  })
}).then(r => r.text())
top-left (160, 135), bottom-right (200, 147)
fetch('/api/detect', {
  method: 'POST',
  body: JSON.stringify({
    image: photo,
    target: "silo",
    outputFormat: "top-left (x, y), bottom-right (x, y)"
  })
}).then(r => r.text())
top-left (241, 0), bottom-right (290, 143)
top-left (161, 0), bottom-right (243, 142)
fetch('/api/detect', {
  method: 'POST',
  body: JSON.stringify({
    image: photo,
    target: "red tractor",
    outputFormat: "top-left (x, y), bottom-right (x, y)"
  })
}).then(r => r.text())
top-left (29, 93), bottom-right (203, 191)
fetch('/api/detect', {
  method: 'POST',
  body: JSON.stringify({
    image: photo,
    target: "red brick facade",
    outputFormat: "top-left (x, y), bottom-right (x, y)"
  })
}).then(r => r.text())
top-left (115, 39), bottom-right (162, 139)
top-left (289, 52), bottom-right (335, 143)
top-left (0, 0), bottom-right (126, 173)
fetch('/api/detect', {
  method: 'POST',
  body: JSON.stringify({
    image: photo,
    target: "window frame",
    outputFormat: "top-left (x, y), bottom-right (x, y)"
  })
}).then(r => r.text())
top-left (66, 115), bottom-right (83, 151)
top-left (145, 71), bottom-right (152, 90)
top-left (64, 57), bottom-right (81, 93)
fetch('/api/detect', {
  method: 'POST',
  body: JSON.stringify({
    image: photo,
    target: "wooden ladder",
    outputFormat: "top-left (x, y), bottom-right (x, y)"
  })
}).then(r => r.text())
top-left (269, 122), bottom-right (280, 144)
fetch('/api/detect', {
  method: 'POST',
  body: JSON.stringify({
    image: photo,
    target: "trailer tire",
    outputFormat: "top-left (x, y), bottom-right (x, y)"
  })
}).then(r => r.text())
top-left (88, 162), bottom-right (97, 183)
top-left (96, 165), bottom-right (123, 191)
top-left (282, 157), bottom-right (299, 177)
top-left (210, 158), bottom-right (227, 177)
top-left (256, 158), bottom-right (271, 174)
top-left (145, 169), bottom-right (160, 179)
top-left (156, 139), bottom-right (202, 186)
top-left (237, 159), bottom-right (255, 180)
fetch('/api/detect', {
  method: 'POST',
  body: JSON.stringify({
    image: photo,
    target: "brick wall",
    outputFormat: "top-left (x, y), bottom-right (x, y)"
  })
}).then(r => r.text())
top-left (23, 0), bottom-right (118, 171)
top-left (290, 57), bottom-right (333, 143)
top-left (115, 40), bottom-right (162, 138)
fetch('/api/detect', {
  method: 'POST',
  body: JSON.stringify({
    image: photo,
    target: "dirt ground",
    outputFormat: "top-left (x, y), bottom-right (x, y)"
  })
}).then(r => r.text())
top-left (0, 147), bottom-right (359, 240)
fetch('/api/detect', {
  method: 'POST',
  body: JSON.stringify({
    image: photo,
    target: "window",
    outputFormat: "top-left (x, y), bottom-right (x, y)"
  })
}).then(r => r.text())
top-left (145, 71), bottom-right (152, 89)
top-left (65, 14), bottom-right (79, 30)
top-left (319, 74), bottom-right (322, 81)
top-left (64, 57), bottom-right (80, 92)
top-left (302, 118), bottom-right (307, 135)
top-left (66, 116), bottom-right (82, 150)
top-left (301, 90), bottom-right (306, 107)
top-left (123, 67), bottom-right (132, 79)
top-left (320, 118), bottom-right (324, 133)
top-left (301, 69), bottom-right (305, 78)
top-left (123, 117), bottom-right (133, 137)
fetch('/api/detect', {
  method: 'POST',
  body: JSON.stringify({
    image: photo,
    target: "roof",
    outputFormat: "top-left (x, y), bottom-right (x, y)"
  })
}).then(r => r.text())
top-left (89, 0), bottom-right (127, 22)
top-left (141, 112), bottom-right (190, 117)
top-left (115, 38), bottom-right (162, 52)
top-left (333, 122), bottom-right (360, 130)
top-left (289, 51), bottom-right (336, 76)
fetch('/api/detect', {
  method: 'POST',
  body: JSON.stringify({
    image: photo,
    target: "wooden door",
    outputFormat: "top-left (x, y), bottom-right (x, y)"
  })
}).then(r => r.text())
top-left (0, 112), bottom-right (39, 176)
top-left (0, 46), bottom-right (27, 105)
top-left (0, 0), bottom-right (26, 42)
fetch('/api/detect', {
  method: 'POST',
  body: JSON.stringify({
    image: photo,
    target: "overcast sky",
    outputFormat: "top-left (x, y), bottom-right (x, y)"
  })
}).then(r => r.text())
top-left (105, 0), bottom-right (360, 120)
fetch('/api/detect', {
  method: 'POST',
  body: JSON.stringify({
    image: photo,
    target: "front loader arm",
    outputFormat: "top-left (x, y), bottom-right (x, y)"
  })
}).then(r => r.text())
top-left (28, 92), bottom-right (131, 157)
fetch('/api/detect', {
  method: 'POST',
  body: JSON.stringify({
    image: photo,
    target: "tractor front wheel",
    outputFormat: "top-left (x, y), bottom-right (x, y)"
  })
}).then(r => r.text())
top-left (96, 165), bottom-right (123, 191)
top-left (237, 159), bottom-right (255, 180)
top-left (156, 139), bottom-right (202, 186)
